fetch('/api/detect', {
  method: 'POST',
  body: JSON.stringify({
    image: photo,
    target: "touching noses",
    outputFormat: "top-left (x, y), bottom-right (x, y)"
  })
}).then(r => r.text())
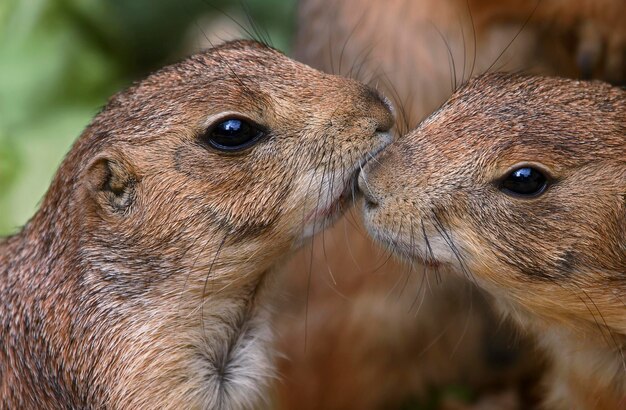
top-left (357, 143), bottom-right (399, 207)
top-left (355, 86), bottom-right (396, 206)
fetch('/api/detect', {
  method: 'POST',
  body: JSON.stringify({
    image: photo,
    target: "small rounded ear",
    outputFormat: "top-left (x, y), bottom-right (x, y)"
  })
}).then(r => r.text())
top-left (84, 155), bottom-right (137, 214)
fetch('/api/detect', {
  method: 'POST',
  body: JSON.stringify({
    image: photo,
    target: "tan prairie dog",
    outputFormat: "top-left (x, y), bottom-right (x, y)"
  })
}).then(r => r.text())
top-left (273, 1), bottom-right (625, 407)
top-left (0, 40), bottom-right (394, 409)
top-left (360, 73), bottom-right (625, 409)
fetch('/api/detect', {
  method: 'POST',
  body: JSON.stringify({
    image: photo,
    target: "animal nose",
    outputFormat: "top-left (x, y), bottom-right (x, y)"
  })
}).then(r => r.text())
top-left (357, 170), bottom-right (379, 208)
top-left (363, 86), bottom-right (395, 133)
top-left (357, 143), bottom-right (398, 207)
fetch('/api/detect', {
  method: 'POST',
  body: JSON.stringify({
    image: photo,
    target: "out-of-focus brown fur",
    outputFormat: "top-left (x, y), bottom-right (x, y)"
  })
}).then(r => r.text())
top-left (274, 0), bottom-right (625, 408)
top-left (294, 0), bottom-right (625, 124)
top-left (361, 73), bottom-right (626, 410)
top-left (0, 40), bottom-right (395, 408)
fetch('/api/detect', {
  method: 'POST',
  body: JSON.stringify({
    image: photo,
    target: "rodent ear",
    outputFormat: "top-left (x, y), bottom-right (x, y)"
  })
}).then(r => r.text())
top-left (84, 155), bottom-right (137, 213)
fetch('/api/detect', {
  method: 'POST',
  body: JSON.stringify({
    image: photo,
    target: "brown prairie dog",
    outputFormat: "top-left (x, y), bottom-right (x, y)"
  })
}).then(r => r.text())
top-left (360, 73), bottom-right (626, 410)
top-left (274, 1), bottom-right (625, 407)
top-left (0, 40), bottom-right (394, 408)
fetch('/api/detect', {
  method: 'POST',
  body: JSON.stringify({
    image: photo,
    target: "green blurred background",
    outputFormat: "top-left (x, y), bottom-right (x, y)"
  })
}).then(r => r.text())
top-left (0, 0), bottom-right (296, 236)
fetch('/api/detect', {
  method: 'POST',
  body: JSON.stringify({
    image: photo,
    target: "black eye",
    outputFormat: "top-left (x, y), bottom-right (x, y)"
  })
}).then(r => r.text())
top-left (203, 117), bottom-right (265, 152)
top-left (500, 166), bottom-right (548, 197)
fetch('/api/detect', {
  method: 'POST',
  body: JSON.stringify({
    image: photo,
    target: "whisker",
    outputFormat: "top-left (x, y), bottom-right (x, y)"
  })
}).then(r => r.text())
top-left (320, 149), bottom-right (337, 286)
top-left (420, 220), bottom-right (440, 284)
top-left (339, 8), bottom-right (370, 76)
top-left (240, 1), bottom-right (273, 47)
top-left (484, 0), bottom-right (541, 74)
top-left (458, 8), bottom-right (467, 85)
top-left (578, 287), bottom-right (625, 371)
top-left (200, 234), bottom-right (228, 339)
top-left (431, 211), bottom-right (476, 285)
top-left (418, 321), bottom-right (455, 358)
top-left (466, 0), bottom-right (478, 80)
top-left (429, 22), bottom-right (458, 93)
top-left (451, 282), bottom-right (474, 358)
top-left (384, 215), bottom-right (409, 300)
top-left (303, 147), bottom-right (333, 353)
top-left (409, 263), bottom-right (429, 316)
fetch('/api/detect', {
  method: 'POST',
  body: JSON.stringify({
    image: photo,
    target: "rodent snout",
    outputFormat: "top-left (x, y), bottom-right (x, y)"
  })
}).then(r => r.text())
top-left (362, 86), bottom-right (395, 133)
top-left (357, 143), bottom-right (399, 209)
top-left (349, 84), bottom-right (395, 132)
top-left (357, 150), bottom-right (390, 209)
top-left (357, 170), bottom-right (380, 208)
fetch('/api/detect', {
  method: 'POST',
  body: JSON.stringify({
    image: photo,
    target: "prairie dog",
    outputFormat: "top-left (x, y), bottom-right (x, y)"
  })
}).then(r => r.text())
top-left (275, 1), bottom-right (625, 407)
top-left (360, 73), bottom-right (625, 409)
top-left (0, 40), bottom-right (393, 409)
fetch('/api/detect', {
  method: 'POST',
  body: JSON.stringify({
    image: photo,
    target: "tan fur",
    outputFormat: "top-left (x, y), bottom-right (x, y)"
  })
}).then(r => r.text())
top-left (274, 1), bottom-right (625, 407)
top-left (360, 73), bottom-right (626, 409)
top-left (0, 40), bottom-right (394, 408)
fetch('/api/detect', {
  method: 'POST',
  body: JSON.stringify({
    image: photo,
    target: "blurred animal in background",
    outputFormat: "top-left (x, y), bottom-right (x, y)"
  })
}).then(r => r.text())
top-left (271, 0), bottom-right (626, 408)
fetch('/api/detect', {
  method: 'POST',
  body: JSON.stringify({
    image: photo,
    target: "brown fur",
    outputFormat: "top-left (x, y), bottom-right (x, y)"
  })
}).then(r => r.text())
top-left (360, 73), bottom-right (626, 409)
top-left (0, 40), bottom-right (394, 408)
top-left (273, 1), bottom-right (625, 408)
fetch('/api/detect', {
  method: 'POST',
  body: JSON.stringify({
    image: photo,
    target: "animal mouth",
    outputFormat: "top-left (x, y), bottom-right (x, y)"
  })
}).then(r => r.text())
top-left (315, 134), bottom-right (392, 221)
top-left (327, 171), bottom-right (360, 216)
top-left (305, 170), bottom-right (360, 225)
top-left (370, 224), bottom-right (443, 270)
top-left (304, 132), bottom-right (393, 229)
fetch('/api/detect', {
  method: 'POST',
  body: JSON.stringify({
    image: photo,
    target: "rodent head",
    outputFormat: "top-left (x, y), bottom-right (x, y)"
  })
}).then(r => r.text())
top-left (11, 40), bottom-right (393, 408)
top-left (360, 73), bottom-right (626, 336)
top-left (43, 40), bottom-right (393, 297)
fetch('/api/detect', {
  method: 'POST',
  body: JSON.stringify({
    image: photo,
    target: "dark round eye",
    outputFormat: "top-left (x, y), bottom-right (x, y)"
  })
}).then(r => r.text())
top-left (203, 117), bottom-right (265, 152)
top-left (500, 166), bottom-right (548, 197)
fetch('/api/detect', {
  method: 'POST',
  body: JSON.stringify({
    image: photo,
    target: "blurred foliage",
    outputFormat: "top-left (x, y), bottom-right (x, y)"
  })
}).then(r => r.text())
top-left (0, 0), bottom-right (295, 235)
